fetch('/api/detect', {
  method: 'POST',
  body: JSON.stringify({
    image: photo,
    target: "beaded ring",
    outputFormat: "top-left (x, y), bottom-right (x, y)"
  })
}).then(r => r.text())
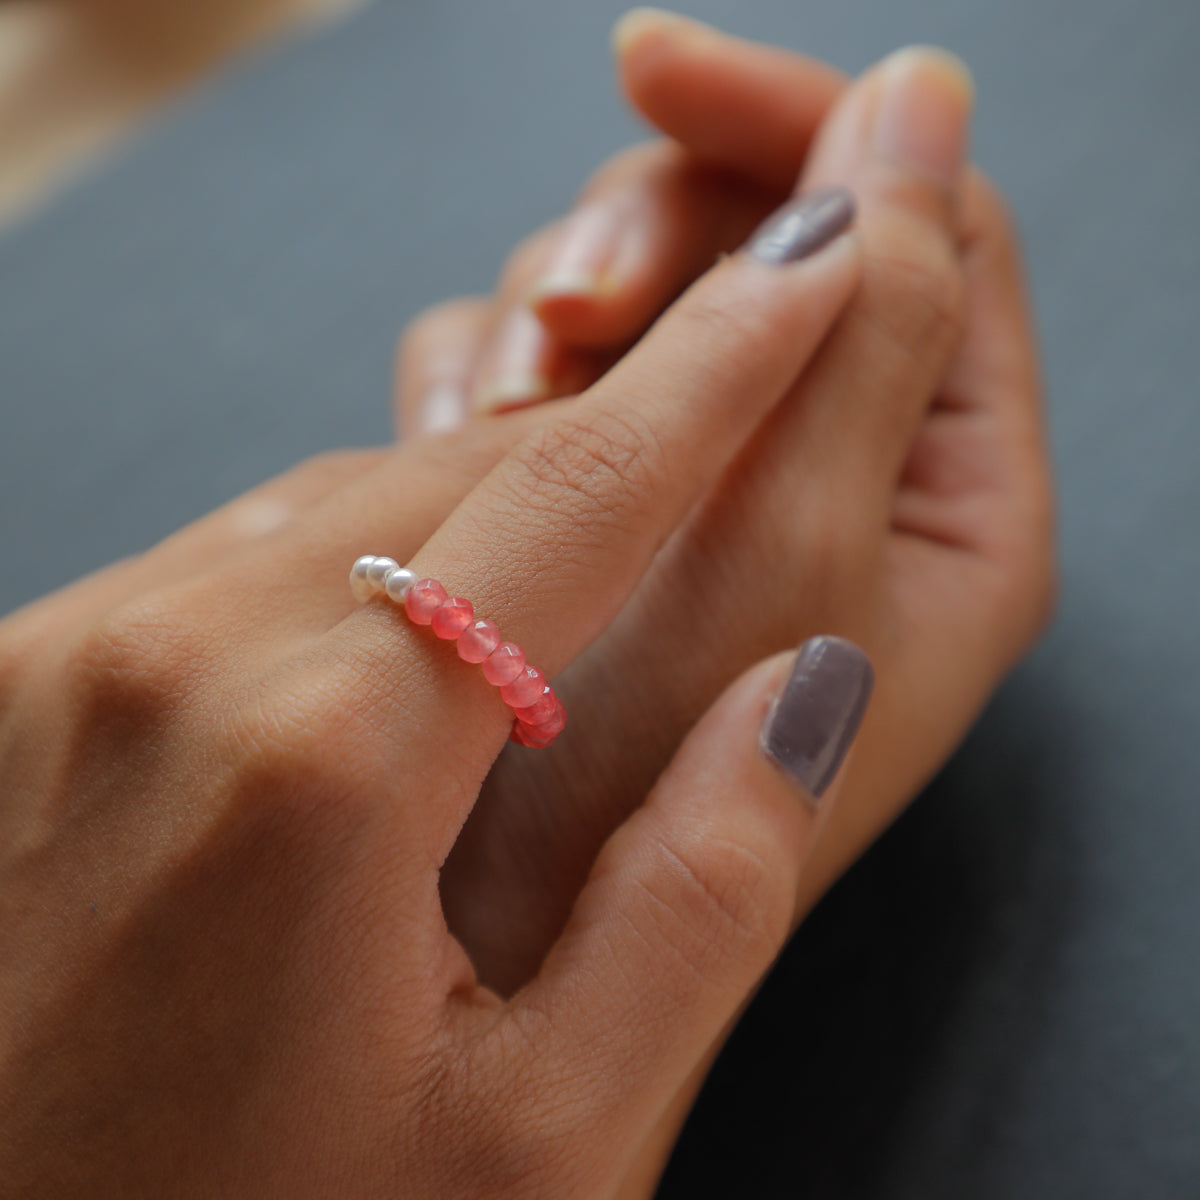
top-left (350, 555), bottom-right (565, 749)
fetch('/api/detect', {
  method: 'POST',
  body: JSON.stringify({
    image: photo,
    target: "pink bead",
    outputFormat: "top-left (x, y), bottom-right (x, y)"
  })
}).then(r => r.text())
top-left (404, 578), bottom-right (447, 625)
top-left (500, 665), bottom-right (546, 709)
top-left (511, 721), bottom-right (556, 749)
top-left (457, 619), bottom-right (501, 663)
top-left (532, 698), bottom-right (566, 737)
top-left (512, 685), bottom-right (558, 727)
top-left (431, 597), bottom-right (473, 640)
top-left (481, 642), bottom-right (525, 686)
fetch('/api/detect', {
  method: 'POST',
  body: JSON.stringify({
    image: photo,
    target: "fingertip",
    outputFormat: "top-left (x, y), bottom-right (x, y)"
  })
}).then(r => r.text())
top-left (611, 7), bottom-right (705, 60)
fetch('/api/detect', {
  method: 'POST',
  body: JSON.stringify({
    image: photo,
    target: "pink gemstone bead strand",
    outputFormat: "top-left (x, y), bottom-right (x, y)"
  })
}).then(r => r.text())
top-left (349, 559), bottom-right (562, 749)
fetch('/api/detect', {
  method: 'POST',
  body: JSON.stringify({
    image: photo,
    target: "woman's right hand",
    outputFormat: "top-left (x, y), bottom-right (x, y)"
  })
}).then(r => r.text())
top-left (395, 24), bottom-right (1056, 997)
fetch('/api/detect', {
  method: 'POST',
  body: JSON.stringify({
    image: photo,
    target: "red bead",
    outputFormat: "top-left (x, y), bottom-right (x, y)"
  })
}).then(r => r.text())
top-left (405, 578), bottom-right (447, 625)
top-left (512, 685), bottom-right (558, 727)
top-left (457, 619), bottom-right (501, 663)
top-left (500, 665), bottom-right (546, 709)
top-left (482, 642), bottom-right (525, 686)
top-left (431, 597), bottom-right (473, 640)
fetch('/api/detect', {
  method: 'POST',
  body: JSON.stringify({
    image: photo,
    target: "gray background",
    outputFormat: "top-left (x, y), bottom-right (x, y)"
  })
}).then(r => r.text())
top-left (2, 1), bottom-right (1198, 1195)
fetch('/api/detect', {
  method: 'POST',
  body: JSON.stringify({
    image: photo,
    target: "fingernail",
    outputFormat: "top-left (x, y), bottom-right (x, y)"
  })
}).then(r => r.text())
top-left (746, 187), bottom-right (856, 266)
top-left (611, 8), bottom-right (705, 56)
top-left (414, 381), bottom-right (467, 436)
top-left (760, 636), bottom-right (874, 801)
top-left (527, 203), bottom-right (626, 310)
top-left (873, 46), bottom-right (974, 183)
top-left (473, 308), bottom-right (552, 415)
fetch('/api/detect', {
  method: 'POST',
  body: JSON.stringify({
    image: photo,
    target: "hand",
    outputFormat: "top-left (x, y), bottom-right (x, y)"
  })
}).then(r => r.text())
top-left (396, 20), bottom-right (1055, 1004)
top-left (0, 208), bottom-right (868, 1197)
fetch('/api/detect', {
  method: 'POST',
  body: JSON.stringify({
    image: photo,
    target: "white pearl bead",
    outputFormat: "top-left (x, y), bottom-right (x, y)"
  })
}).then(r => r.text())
top-left (366, 556), bottom-right (400, 590)
top-left (349, 555), bottom-right (378, 603)
top-left (384, 566), bottom-right (418, 602)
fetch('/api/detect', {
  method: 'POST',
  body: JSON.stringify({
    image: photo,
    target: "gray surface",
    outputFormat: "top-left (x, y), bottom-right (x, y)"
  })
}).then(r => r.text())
top-left (2, 1), bottom-right (1199, 1195)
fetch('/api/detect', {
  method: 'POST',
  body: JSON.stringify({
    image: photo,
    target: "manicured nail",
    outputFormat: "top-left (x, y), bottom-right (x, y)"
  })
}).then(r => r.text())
top-left (760, 636), bottom-right (874, 802)
top-left (611, 8), bottom-right (705, 56)
top-left (414, 381), bottom-right (467, 436)
top-left (746, 187), bottom-right (856, 266)
top-left (873, 46), bottom-right (974, 183)
top-left (473, 308), bottom-right (552, 415)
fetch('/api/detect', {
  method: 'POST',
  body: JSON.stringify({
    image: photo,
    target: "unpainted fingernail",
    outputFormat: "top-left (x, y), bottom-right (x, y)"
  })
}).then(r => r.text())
top-left (760, 636), bottom-right (874, 802)
top-left (414, 381), bottom-right (468, 436)
top-left (873, 46), bottom-right (974, 183)
top-left (611, 8), bottom-right (707, 55)
top-left (746, 187), bottom-right (857, 266)
top-left (527, 203), bottom-right (626, 310)
top-left (473, 308), bottom-right (552, 415)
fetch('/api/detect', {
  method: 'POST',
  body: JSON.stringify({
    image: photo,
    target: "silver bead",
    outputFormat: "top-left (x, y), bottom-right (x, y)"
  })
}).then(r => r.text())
top-left (384, 566), bottom-right (418, 602)
top-left (349, 555), bottom-right (378, 603)
top-left (366, 556), bottom-right (400, 590)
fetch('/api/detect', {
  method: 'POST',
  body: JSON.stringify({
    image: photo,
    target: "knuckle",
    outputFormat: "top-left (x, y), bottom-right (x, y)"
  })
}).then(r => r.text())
top-left (863, 230), bottom-right (966, 361)
top-left (506, 407), bottom-right (665, 530)
top-left (64, 592), bottom-right (216, 723)
top-left (652, 830), bottom-right (791, 971)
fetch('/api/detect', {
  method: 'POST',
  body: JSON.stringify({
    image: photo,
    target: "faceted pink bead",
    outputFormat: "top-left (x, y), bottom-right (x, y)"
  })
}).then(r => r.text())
top-left (511, 721), bottom-right (556, 749)
top-left (512, 685), bottom-right (558, 727)
top-left (481, 642), bottom-right (525, 686)
top-left (457, 619), bottom-right (501, 664)
top-left (431, 596), bottom-right (474, 640)
top-left (404, 578), bottom-right (447, 625)
top-left (532, 698), bottom-right (566, 737)
top-left (500, 665), bottom-right (546, 709)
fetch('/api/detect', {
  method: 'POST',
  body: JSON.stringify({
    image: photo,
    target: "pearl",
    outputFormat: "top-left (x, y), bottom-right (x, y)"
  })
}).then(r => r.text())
top-left (384, 567), bottom-right (418, 602)
top-left (366, 556), bottom-right (400, 590)
top-left (350, 555), bottom-right (378, 603)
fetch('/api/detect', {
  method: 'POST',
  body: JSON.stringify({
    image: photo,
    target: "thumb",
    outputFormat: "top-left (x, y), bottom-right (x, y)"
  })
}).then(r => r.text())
top-left (511, 637), bottom-right (873, 1153)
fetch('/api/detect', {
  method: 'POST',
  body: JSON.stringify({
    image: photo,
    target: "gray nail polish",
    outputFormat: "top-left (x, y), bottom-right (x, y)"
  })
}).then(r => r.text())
top-left (746, 187), bottom-right (857, 266)
top-left (760, 637), bottom-right (874, 801)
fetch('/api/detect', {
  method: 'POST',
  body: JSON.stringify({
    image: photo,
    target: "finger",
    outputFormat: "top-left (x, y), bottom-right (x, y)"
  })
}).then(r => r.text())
top-left (510, 638), bottom-right (873, 1153)
top-left (0, 450), bottom-right (384, 650)
top-left (521, 142), bottom-right (776, 347)
top-left (395, 297), bottom-right (494, 438)
top-left (472, 143), bottom-right (774, 415)
top-left (614, 9), bottom-right (847, 192)
top-left (766, 47), bottom-right (974, 521)
top-left (891, 166), bottom-right (1056, 653)
top-left (323, 200), bottom-right (860, 847)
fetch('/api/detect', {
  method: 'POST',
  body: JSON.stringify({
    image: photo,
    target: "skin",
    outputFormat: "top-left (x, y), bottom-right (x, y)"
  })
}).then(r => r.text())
top-left (397, 22), bottom-right (1055, 1188)
top-left (3, 197), bottom-right (865, 1198)
top-left (0, 15), bottom-right (1054, 1199)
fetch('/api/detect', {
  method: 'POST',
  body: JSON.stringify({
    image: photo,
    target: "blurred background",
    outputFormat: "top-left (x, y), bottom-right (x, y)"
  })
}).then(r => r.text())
top-left (2, 1), bottom-right (1198, 1196)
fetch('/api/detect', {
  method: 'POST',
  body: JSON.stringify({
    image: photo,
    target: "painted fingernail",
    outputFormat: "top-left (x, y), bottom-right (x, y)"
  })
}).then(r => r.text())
top-left (746, 187), bottom-right (856, 266)
top-left (473, 308), bottom-right (552, 415)
top-left (873, 46), bottom-right (974, 183)
top-left (760, 636), bottom-right (874, 802)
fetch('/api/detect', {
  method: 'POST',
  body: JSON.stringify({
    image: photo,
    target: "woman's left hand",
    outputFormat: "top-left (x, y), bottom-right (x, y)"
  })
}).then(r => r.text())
top-left (0, 202), bottom-right (867, 1197)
